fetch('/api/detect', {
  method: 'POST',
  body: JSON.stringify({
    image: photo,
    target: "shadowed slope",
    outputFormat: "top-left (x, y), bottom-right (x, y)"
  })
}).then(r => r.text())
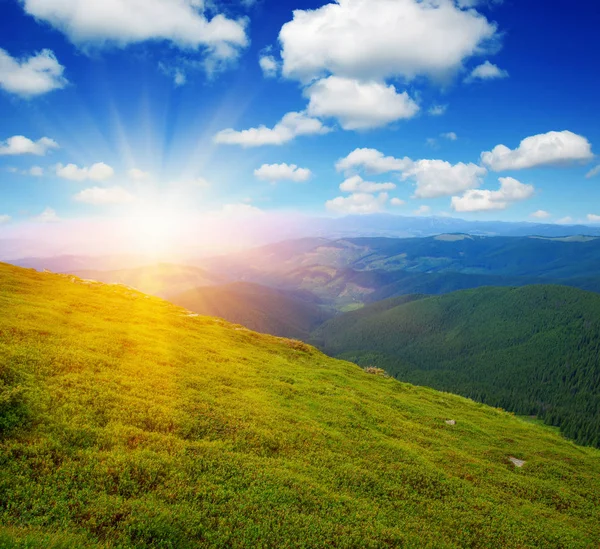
top-left (171, 282), bottom-right (333, 339)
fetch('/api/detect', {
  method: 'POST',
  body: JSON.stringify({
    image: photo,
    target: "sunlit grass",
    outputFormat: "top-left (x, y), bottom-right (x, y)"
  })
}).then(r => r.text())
top-left (1, 263), bottom-right (599, 548)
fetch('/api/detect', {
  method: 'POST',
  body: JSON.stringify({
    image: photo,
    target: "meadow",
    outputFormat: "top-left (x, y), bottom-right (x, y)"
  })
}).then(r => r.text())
top-left (1, 263), bottom-right (600, 548)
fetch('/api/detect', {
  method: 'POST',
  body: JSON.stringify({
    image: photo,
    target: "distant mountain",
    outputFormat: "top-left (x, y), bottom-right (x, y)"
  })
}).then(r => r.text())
top-left (72, 263), bottom-right (221, 298)
top-left (171, 282), bottom-right (333, 339)
top-left (204, 235), bottom-right (600, 308)
top-left (8, 254), bottom-right (154, 273)
top-left (307, 214), bottom-right (600, 239)
top-left (313, 285), bottom-right (600, 447)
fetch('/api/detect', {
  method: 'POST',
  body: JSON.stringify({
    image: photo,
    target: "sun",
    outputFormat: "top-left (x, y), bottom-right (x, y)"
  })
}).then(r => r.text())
top-left (124, 206), bottom-right (185, 257)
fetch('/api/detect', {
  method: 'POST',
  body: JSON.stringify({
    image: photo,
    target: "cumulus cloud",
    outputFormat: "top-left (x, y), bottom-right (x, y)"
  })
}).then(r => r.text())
top-left (451, 176), bottom-right (534, 212)
top-left (326, 192), bottom-right (389, 214)
top-left (466, 60), bottom-right (508, 82)
top-left (159, 63), bottom-right (187, 86)
top-left (339, 175), bottom-right (396, 193)
top-left (586, 165), bottom-right (600, 179)
top-left (19, 0), bottom-right (248, 66)
top-left (305, 76), bottom-right (419, 130)
top-left (530, 210), bottom-right (551, 219)
top-left (0, 48), bottom-right (68, 97)
top-left (254, 163), bottom-right (312, 183)
top-left (259, 54), bottom-right (279, 78)
top-left (441, 132), bottom-right (458, 141)
top-left (336, 148), bottom-right (412, 174)
top-left (414, 205), bottom-right (431, 215)
top-left (214, 111), bottom-right (330, 147)
top-left (336, 148), bottom-right (486, 198)
top-left (403, 160), bottom-right (487, 198)
top-left (556, 216), bottom-right (573, 225)
top-left (390, 197), bottom-right (405, 206)
top-left (481, 130), bottom-right (594, 171)
top-left (0, 214), bottom-right (11, 224)
top-left (128, 168), bottom-right (151, 180)
top-left (429, 104), bottom-right (447, 116)
top-left (587, 214), bottom-right (600, 223)
top-left (29, 166), bottom-right (44, 176)
top-left (56, 162), bottom-right (115, 181)
top-left (0, 136), bottom-right (59, 156)
top-left (279, 0), bottom-right (498, 83)
top-left (73, 186), bottom-right (135, 205)
top-left (32, 207), bottom-right (60, 223)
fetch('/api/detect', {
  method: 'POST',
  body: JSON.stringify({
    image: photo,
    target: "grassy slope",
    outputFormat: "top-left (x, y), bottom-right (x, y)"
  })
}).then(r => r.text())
top-left (171, 282), bottom-right (332, 340)
top-left (0, 264), bottom-right (599, 548)
top-left (313, 285), bottom-right (600, 447)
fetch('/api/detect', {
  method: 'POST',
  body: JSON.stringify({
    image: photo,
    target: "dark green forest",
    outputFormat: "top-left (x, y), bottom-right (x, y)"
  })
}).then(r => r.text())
top-left (313, 285), bottom-right (600, 447)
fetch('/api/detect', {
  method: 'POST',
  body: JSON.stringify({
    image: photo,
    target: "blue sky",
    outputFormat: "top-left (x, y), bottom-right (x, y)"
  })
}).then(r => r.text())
top-left (0, 0), bottom-right (599, 234)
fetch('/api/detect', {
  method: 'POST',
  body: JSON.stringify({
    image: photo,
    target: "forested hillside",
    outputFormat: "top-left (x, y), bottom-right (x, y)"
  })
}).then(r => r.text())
top-left (171, 282), bottom-right (332, 339)
top-left (314, 285), bottom-right (600, 447)
top-left (2, 263), bottom-right (600, 547)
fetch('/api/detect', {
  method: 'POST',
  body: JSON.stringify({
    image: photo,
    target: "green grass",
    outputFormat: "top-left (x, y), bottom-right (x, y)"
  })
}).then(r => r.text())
top-left (1, 263), bottom-right (600, 548)
top-left (313, 285), bottom-right (600, 448)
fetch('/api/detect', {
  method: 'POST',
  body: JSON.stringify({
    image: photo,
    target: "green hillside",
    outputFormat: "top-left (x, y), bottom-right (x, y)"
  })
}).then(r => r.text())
top-left (2, 263), bottom-right (600, 548)
top-left (314, 285), bottom-right (600, 447)
top-left (171, 282), bottom-right (333, 339)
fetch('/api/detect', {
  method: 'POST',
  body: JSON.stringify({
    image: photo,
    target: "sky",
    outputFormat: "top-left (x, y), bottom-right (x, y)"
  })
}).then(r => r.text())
top-left (1, 0), bottom-right (600, 250)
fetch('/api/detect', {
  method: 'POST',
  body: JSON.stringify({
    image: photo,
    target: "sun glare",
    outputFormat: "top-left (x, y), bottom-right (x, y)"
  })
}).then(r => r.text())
top-left (125, 207), bottom-right (184, 257)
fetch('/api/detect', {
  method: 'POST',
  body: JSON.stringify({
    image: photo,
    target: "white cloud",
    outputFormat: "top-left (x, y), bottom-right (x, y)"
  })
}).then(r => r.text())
top-left (452, 176), bottom-right (534, 212)
top-left (279, 0), bottom-right (498, 83)
top-left (556, 216), bottom-right (573, 225)
top-left (259, 54), bottom-right (279, 78)
top-left (337, 148), bottom-right (486, 199)
top-left (403, 160), bottom-right (487, 198)
top-left (429, 104), bottom-right (447, 116)
top-left (481, 130), bottom-right (594, 171)
top-left (33, 207), bottom-right (60, 223)
top-left (73, 186), bottom-right (135, 205)
top-left (587, 214), bottom-right (600, 223)
top-left (128, 168), bottom-right (151, 180)
top-left (214, 111), bottom-right (330, 147)
top-left (530, 210), bottom-right (551, 219)
top-left (191, 177), bottom-right (211, 188)
top-left (326, 192), bottom-right (389, 214)
top-left (336, 148), bottom-right (412, 174)
top-left (0, 214), bottom-right (11, 224)
top-left (441, 132), bottom-right (458, 141)
top-left (158, 63), bottom-right (188, 86)
top-left (390, 197), bottom-right (405, 206)
top-left (56, 162), bottom-right (115, 181)
top-left (19, 0), bottom-right (248, 66)
top-left (586, 165), bottom-right (600, 179)
top-left (0, 136), bottom-right (59, 156)
top-left (29, 166), bottom-right (44, 176)
top-left (305, 76), bottom-right (419, 130)
top-left (219, 203), bottom-right (263, 216)
top-left (414, 205), bottom-right (431, 215)
top-left (339, 175), bottom-right (396, 193)
top-left (0, 48), bottom-right (68, 97)
top-left (173, 70), bottom-right (187, 86)
top-left (254, 163), bottom-right (312, 183)
top-left (466, 60), bottom-right (508, 82)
